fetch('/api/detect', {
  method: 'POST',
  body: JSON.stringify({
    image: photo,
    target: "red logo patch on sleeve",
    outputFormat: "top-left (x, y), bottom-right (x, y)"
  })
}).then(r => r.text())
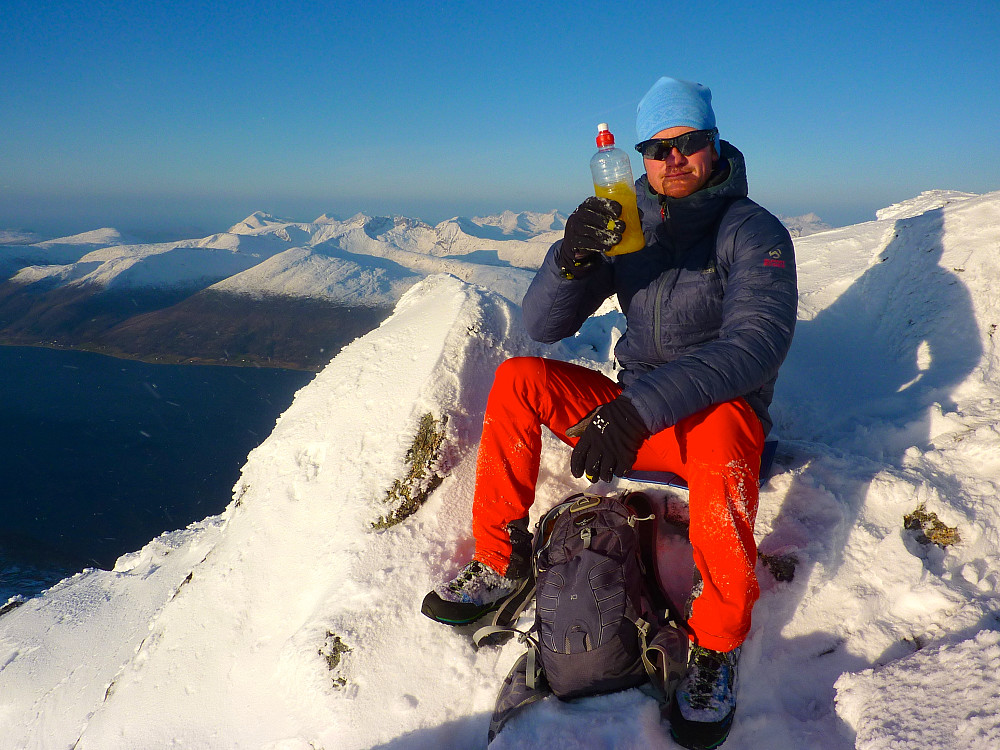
top-left (764, 259), bottom-right (786, 268)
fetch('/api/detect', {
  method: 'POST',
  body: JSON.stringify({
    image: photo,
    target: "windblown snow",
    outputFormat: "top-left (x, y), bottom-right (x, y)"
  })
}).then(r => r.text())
top-left (2, 190), bottom-right (1000, 749)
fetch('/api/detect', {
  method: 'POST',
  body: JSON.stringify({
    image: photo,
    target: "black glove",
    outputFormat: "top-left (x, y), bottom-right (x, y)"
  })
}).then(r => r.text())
top-left (557, 196), bottom-right (624, 279)
top-left (569, 397), bottom-right (649, 482)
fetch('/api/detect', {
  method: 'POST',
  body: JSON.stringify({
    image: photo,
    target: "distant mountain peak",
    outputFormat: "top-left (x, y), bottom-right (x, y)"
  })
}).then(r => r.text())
top-left (229, 212), bottom-right (293, 235)
top-left (469, 209), bottom-right (567, 236)
top-left (779, 213), bottom-right (833, 238)
top-left (32, 227), bottom-right (135, 247)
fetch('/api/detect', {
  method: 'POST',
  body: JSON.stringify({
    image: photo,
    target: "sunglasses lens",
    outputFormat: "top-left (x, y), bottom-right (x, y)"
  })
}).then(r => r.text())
top-left (637, 141), bottom-right (669, 159)
top-left (676, 132), bottom-right (704, 156)
top-left (654, 142), bottom-right (674, 159)
top-left (636, 129), bottom-right (715, 159)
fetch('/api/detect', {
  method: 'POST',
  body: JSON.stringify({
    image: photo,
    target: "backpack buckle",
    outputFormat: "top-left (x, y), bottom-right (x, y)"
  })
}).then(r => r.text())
top-left (628, 513), bottom-right (656, 527)
top-left (569, 495), bottom-right (602, 513)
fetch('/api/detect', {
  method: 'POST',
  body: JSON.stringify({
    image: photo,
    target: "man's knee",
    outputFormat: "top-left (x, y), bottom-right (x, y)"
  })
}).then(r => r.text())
top-left (491, 357), bottom-right (546, 394)
top-left (683, 400), bottom-right (764, 465)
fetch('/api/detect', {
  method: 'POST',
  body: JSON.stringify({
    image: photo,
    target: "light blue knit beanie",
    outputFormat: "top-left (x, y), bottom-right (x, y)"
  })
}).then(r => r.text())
top-left (636, 77), bottom-right (720, 153)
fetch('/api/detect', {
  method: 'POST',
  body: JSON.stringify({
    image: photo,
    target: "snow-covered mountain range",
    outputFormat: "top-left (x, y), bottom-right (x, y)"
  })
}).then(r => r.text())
top-left (0, 210), bottom-right (564, 369)
top-left (4, 190), bottom-right (999, 748)
top-left (3, 211), bottom-right (565, 303)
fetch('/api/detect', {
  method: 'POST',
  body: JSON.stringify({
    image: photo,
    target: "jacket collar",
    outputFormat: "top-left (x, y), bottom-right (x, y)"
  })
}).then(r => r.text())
top-left (637, 140), bottom-right (749, 247)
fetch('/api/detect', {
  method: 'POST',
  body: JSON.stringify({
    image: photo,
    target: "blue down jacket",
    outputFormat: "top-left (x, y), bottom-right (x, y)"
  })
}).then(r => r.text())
top-left (522, 141), bottom-right (798, 436)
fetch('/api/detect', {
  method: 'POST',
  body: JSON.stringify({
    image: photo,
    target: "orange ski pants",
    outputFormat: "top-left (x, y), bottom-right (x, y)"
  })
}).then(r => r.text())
top-left (471, 356), bottom-right (765, 651)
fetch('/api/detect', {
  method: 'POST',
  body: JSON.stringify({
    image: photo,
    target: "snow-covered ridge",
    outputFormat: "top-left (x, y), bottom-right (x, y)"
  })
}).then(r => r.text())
top-left (0, 227), bottom-right (137, 266)
top-left (3, 189), bottom-right (1000, 748)
top-left (875, 190), bottom-right (980, 222)
top-left (0, 229), bottom-right (47, 245)
top-left (469, 209), bottom-right (567, 238)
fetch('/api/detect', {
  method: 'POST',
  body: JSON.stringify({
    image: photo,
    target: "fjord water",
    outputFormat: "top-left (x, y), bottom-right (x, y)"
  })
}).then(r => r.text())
top-left (0, 345), bottom-right (314, 601)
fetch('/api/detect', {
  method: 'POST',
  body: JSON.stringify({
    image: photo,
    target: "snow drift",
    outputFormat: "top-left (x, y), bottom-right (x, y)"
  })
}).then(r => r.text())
top-left (2, 190), bottom-right (1000, 749)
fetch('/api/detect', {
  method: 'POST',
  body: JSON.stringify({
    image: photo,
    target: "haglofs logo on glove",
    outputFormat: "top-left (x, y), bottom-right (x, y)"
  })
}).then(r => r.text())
top-left (591, 414), bottom-right (610, 433)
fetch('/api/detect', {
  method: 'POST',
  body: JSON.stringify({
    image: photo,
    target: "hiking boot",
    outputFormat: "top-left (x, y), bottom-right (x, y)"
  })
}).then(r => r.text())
top-left (421, 561), bottom-right (526, 625)
top-left (668, 644), bottom-right (740, 749)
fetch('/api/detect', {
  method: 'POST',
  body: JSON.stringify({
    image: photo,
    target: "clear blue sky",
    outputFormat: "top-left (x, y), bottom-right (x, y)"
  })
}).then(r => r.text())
top-left (3, 0), bottom-right (998, 239)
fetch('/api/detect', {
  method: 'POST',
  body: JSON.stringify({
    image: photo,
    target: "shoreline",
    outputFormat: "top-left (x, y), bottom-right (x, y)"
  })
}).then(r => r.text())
top-left (0, 338), bottom-right (321, 372)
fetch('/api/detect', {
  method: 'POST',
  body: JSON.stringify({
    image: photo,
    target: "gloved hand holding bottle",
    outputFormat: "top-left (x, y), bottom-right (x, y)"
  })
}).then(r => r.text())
top-left (557, 196), bottom-right (624, 278)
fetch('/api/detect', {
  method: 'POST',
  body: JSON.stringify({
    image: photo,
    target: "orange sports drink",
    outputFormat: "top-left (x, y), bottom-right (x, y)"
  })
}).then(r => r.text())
top-left (590, 123), bottom-right (645, 256)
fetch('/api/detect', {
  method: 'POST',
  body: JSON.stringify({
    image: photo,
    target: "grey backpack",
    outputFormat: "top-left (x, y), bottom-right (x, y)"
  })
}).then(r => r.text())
top-left (474, 491), bottom-right (688, 743)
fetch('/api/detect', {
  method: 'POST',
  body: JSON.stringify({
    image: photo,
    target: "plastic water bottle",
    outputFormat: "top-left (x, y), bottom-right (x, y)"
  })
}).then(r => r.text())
top-left (590, 123), bottom-right (645, 255)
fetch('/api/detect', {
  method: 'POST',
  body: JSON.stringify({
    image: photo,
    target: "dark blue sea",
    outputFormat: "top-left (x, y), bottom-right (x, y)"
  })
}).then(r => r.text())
top-left (0, 345), bottom-right (314, 603)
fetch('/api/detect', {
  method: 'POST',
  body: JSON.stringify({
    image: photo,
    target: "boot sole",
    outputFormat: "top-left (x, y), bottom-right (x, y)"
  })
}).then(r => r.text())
top-left (667, 699), bottom-right (735, 749)
top-left (420, 591), bottom-right (498, 625)
top-left (420, 574), bottom-right (534, 627)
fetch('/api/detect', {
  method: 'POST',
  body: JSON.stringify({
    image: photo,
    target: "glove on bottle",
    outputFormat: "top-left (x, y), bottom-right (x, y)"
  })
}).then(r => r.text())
top-left (557, 196), bottom-right (624, 279)
top-left (569, 396), bottom-right (649, 482)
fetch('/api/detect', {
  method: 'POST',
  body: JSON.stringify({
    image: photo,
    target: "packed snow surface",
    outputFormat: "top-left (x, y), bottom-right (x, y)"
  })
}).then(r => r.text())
top-left (2, 190), bottom-right (1000, 749)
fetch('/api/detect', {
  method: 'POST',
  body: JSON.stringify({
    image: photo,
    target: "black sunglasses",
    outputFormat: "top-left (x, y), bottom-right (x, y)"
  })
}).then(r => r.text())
top-left (634, 128), bottom-right (718, 160)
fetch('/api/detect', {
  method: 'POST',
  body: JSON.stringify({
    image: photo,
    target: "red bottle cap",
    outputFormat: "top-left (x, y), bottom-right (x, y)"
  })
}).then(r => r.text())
top-left (596, 123), bottom-right (615, 148)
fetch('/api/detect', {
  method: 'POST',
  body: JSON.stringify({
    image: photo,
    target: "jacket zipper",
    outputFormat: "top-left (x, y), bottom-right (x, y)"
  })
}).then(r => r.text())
top-left (654, 201), bottom-right (670, 361)
top-left (653, 277), bottom-right (666, 361)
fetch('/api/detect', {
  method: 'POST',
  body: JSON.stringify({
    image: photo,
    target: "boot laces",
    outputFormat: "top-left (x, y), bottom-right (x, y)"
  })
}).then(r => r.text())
top-left (687, 647), bottom-right (729, 710)
top-left (448, 561), bottom-right (485, 592)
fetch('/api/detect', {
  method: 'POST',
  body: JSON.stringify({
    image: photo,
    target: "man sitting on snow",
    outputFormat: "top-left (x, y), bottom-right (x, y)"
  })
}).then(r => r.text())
top-left (422, 77), bottom-right (798, 749)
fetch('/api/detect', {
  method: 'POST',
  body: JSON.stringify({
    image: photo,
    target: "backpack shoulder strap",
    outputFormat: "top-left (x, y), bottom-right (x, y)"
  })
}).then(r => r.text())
top-left (622, 491), bottom-right (693, 635)
top-left (487, 576), bottom-right (536, 629)
top-left (621, 491), bottom-right (692, 702)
